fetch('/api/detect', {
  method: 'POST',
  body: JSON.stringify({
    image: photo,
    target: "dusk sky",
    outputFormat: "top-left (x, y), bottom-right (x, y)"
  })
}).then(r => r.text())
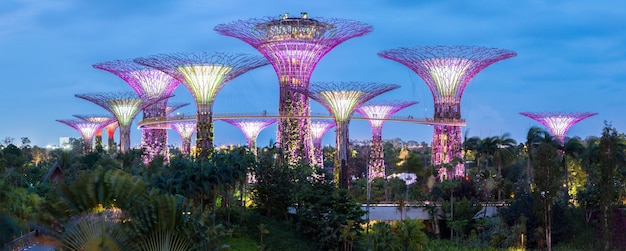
top-left (0, 0), bottom-right (624, 149)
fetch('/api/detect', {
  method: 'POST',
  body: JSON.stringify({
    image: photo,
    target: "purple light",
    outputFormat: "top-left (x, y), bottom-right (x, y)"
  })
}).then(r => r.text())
top-left (520, 112), bottom-right (598, 145)
top-left (220, 118), bottom-right (276, 156)
top-left (135, 52), bottom-right (269, 159)
top-left (293, 81), bottom-right (400, 188)
top-left (172, 120), bottom-right (197, 155)
top-left (378, 45), bottom-right (516, 180)
top-left (73, 114), bottom-right (115, 150)
top-left (75, 92), bottom-right (160, 153)
top-left (310, 119), bottom-right (336, 167)
top-left (356, 100), bottom-right (417, 180)
top-left (215, 13), bottom-right (373, 166)
top-left (57, 119), bottom-right (114, 154)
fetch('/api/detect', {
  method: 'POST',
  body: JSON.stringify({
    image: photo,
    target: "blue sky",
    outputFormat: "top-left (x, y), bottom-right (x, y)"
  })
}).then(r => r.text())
top-left (0, 0), bottom-right (624, 148)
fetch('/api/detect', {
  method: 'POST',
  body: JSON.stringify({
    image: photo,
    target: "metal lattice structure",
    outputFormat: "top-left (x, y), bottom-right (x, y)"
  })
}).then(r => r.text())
top-left (520, 112), bottom-right (598, 145)
top-left (294, 81), bottom-right (400, 188)
top-left (171, 120), bottom-right (197, 155)
top-left (220, 118), bottom-right (277, 156)
top-left (166, 102), bottom-right (190, 116)
top-left (135, 52), bottom-right (269, 159)
top-left (75, 92), bottom-right (157, 153)
top-left (94, 59), bottom-right (180, 163)
top-left (215, 12), bottom-right (373, 166)
top-left (310, 119), bottom-right (336, 168)
top-left (378, 45), bottom-right (516, 180)
top-left (73, 114), bottom-right (115, 150)
top-left (356, 100), bottom-right (417, 180)
top-left (57, 119), bottom-right (114, 154)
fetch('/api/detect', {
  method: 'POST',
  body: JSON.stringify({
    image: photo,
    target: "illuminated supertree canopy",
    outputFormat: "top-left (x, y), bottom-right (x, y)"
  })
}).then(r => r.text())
top-left (75, 92), bottom-right (158, 153)
top-left (215, 12), bottom-right (373, 166)
top-left (57, 119), bottom-right (114, 154)
top-left (356, 100), bottom-right (417, 180)
top-left (171, 120), bottom-right (197, 155)
top-left (309, 119), bottom-right (336, 167)
top-left (73, 114), bottom-right (115, 150)
top-left (220, 118), bottom-right (277, 156)
top-left (294, 81), bottom-right (400, 188)
top-left (378, 45), bottom-right (516, 180)
top-left (135, 52), bottom-right (269, 159)
top-left (94, 59), bottom-right (180, 164)
top-left (166, 102), bottom-right (190, 116)
top-left (520, 112), bottom-right (598, 145)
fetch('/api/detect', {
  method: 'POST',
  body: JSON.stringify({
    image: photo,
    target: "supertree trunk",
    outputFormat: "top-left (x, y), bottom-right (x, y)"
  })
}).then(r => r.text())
top-left (181, 138), bottom-right (191, 155)
top-left (196, 103), bottom-right (214, 159)
top-left (335, 121), bottom-right (350, 189)
top-left (142, 102), bottom-right (169, 164)
top-left (95, 132), bottom-right (103, 150)
top-left (278, 88), bottom-right (313, 165)
top-left (83, 138), bottom-right (93, 154)
top-left (119, 125), bottom-right (131, 153)
top-left (248, 136), bottom-right (257, 157)
top-left (313, 141), bottom-right (324, 168)
top-left (108, 136), bottom-right (116, 152)
top-left (369, 127), bottom-right (385, 180)
top-left (142, 128), bottom-right (168, 163)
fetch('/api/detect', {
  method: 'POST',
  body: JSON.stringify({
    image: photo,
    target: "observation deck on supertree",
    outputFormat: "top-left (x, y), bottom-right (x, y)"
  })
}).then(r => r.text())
top-left (73, 114), bottom-right (115, 150)
top-left (135, 52), bottom-right (268, 159)
top-left (520, 112), bottom-right (598, 145)
top-left (310, 119), bottom-right (336, 168)
top-left (292, 81), bottom-right (400, 189)
top-left (93, 60), bottom-right (180, 164)
top-left (57, 119), bottom-right (114, 154)
top-left (171, 120), bottom-right (197, 155)
top-left (378, 45), bottom-right (516, 180)
top-left (215, 12), bottom-right (373, 166)
top-left (75, 92), bottom-right (159, 153)
top-left (219, 118), bottom-right (277, 157)
top-left (356, 100), bottom-right (417, 180)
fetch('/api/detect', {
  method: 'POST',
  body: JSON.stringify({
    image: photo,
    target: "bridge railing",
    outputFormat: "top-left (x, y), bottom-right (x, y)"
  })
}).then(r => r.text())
top-left (138, 111), bottom-right (466, 128)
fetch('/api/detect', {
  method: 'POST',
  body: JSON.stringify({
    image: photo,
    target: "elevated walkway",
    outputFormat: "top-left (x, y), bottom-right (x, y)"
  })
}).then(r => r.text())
top-left (138, 111), bottom-right (466, 129)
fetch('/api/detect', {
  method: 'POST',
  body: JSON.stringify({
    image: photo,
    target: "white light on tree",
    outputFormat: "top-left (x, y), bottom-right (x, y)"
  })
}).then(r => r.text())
top-left (177, 65), bottom-right (233, 105)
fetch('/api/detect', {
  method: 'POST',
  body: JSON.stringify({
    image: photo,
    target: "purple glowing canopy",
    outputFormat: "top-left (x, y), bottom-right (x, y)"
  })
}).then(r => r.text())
top-left (299, 81), bottom-right (401, 122)
top-left (520, 112), bottom-right (598, 145)
top-left (215, 13), bottom-right (373, 87)
top-left (93, 60), bottom-right (180, 100)
top-left (356, 100), bottom-right (418, 129)
top-left (378, 46), bottom-right (517, 104)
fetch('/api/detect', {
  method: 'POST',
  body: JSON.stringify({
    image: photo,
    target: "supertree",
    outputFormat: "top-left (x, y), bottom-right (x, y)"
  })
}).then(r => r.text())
top-left (104, 121), bottom-right (119, 152)
top-left (378, 45), bottom-right (516, 180)
top-left (215, 12), bottom-right (373, 166)
top-left (75, 92), bottom-right (160, 153)
top-left (171, 120), bottom-right (197, 155)
top-left (310, 119), bottom-right (336, 168)
top-left (356, 100), bottom-right (417, 180)
top-left (165, 102), bottom-right (190, 116)
top-left (220, 118), bottom-right (277, 157)
top-left (135, 52), bottom-right (268, 159)
top-left (292, 81), bottom-right (400, 188)
top-left (73, 114), bottom-right (115, 150)
top-left (57, 119), bottom-right (114, 154)
top-left (93, 60), bottom-right (180, 164)
top-left (519, 112), bottom-right (598, 145)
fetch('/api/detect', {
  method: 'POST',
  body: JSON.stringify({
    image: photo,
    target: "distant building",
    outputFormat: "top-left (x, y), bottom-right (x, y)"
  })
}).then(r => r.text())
top-left (44, 161), bottom-right (64, 184)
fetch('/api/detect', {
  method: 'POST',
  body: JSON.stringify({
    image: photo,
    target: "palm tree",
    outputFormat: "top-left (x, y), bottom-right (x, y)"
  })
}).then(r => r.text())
top-left (493, 133), bottom-right (517, 201)
top-left (525, 127), bottom-right (553, 187)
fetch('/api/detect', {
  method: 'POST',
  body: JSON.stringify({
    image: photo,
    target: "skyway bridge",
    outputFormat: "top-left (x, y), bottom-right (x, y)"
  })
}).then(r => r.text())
top-left (137, 111), bottom-right (466, 129)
